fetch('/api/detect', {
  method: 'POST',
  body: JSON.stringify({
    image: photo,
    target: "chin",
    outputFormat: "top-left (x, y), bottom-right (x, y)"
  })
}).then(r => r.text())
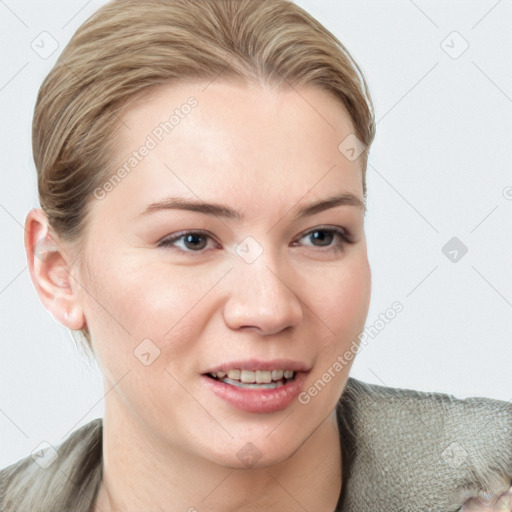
top-left (217, 446), bottom-right (298, 471)
top-left (201, 424), bottom-right (309, 470)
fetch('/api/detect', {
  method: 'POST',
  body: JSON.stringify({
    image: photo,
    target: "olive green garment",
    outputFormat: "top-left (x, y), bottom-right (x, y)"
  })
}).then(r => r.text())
top-left (1, 377), bottom-right (511, 511)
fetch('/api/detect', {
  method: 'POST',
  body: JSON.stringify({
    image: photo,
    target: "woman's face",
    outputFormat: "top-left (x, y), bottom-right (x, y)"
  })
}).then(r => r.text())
top-left (76, 80), bottom-right (371, 467)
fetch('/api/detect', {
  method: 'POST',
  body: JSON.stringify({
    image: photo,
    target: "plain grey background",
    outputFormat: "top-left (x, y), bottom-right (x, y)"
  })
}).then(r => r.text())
top-left (1, 0), bottom-right (511, 467)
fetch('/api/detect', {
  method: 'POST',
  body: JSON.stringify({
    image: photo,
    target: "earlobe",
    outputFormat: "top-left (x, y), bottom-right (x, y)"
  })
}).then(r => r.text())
top-left (60, 301), bottom-right (86, 330)
top-left (24, 208), bottom-right (86, 331)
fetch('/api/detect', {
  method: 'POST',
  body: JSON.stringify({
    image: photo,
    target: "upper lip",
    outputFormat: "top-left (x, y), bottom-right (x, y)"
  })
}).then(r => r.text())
top-left (203, 359), bottom-right (311, 374)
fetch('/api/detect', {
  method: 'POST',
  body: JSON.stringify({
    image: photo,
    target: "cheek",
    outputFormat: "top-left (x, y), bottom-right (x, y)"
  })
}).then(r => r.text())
top-left (82, 241), bottom-right (370, 369)
top-left (81, 256), bottom-right (227, 370)
top-left (314, 250), bottom-right (371, 353)
top-left (293, 253), bottom-right (371, 417)
top-left (342, 253), bottom-right (371, 326)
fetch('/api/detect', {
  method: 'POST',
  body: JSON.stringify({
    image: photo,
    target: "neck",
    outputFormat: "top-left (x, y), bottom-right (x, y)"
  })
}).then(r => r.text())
top-left (92, 397), bottom-right (343, 512)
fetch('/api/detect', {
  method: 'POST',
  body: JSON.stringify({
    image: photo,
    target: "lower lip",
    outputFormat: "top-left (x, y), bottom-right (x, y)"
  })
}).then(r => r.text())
top-left (201, 372), bottom-right (309, 413)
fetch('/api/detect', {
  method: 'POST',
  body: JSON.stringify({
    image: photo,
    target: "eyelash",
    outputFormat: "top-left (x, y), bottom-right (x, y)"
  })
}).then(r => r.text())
top-left (157, 227), bottom-right (354, 254)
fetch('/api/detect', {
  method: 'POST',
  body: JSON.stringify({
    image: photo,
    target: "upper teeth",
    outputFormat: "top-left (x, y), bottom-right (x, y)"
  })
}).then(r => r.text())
top-left (210, 369), bottom-right (294, 383)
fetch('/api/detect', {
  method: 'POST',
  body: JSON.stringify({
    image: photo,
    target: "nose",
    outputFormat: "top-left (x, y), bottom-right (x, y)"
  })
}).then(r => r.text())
top-left (222, 256), bottom-right (304, 336)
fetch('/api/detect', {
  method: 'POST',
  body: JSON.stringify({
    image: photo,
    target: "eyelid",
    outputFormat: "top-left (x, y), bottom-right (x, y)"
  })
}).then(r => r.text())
top-left (296, 225), bottom-right (353, 243)
top-left (157, 225), bottom-right (354, 253)
top-left (157, 229), bottom-right (219, 252)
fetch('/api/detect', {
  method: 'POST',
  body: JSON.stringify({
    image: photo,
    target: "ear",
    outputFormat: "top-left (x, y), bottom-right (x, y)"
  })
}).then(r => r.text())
top-left (24, 208), bottom-right (86, 330)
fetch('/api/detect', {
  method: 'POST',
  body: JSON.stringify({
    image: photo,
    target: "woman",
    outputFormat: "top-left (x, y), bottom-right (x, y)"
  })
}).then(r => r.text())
top-left (1, 1), bottom-right (510, 510)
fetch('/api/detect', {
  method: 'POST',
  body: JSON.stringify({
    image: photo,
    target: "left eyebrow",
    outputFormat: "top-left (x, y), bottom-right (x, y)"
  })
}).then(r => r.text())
top-left (293, 194), bottom-right (366, 219)
top-left (137, 193), bottom-right (365, 220)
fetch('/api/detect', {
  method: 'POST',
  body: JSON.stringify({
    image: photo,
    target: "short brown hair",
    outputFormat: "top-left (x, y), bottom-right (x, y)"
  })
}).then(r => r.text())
top-left (33, 0), bottom-right (376, 355)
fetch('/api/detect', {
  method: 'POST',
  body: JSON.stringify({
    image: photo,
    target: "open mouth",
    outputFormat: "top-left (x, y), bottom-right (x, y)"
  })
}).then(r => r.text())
top-left (206, 369), bottom-right (296, 389)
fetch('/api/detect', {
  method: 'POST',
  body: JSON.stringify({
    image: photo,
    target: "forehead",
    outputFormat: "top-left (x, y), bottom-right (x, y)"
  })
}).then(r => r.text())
top-left (101, 80), bottom-right (364, 222)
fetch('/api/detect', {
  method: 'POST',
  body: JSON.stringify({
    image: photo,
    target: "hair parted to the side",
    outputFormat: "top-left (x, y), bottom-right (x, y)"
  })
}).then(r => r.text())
top-left (32, 0), bottom-right (376, 358)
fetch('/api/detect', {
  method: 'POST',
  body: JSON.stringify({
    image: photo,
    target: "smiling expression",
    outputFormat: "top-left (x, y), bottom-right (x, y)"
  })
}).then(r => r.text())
top-left (75, 80), bottom-right (372, 468)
